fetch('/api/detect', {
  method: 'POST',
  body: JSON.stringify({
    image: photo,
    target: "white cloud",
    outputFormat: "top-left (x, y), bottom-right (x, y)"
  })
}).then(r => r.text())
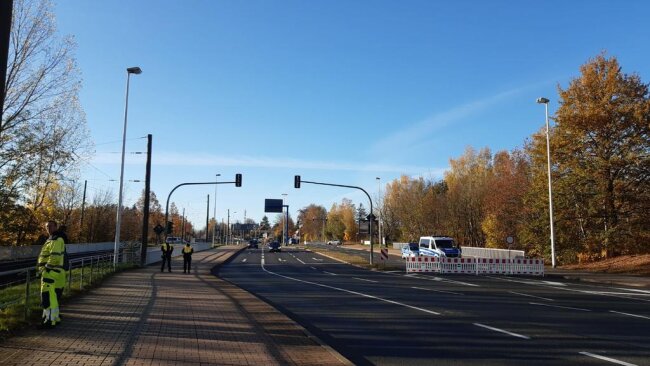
top-left (92, 151), bottom-right (443, 174)
top-left (369, 84), bottom-right (539, 154)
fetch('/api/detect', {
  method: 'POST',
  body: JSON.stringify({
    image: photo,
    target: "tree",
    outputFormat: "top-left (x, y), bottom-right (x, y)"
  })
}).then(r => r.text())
top-left (552, 54), bottom-right (649, 260)
top-left (260, 215), bottom-right (270, 231)
top-left (1, 0), bottom-right (91, 245)
top-left (297, 204), bottom-right (327, 242)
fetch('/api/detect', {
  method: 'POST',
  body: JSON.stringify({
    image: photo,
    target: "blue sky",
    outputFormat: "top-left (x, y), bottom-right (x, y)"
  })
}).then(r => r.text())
top-left (53, 0), bottom-right (650, 228)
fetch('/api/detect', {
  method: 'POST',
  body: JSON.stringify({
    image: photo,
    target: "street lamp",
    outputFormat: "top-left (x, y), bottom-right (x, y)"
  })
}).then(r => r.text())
top-left (282, 193), bottom-right (288, 245)
top-left (536, 97), bottom-right (556, 268)
top-left (376, 177), bottom-right (382, 246)
top-left (212, 173), bottom-right (220, 246)
top-left (114, 66), bottom-right (142, 266)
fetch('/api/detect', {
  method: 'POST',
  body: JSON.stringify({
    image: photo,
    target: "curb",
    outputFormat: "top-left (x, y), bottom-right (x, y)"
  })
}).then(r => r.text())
top-left (545, 273), bottom-right (650, 289)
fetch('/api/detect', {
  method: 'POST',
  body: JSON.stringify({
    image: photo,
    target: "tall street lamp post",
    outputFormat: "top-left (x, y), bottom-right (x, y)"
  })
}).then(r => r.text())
top-left (212, 173), bottom-right (220, 246)
top-left (376, 177), bottom-right (382, 246)
top-left (537, 97), bottom-right (556, 268)
top-left (114, 66), bottom-right (142, 266)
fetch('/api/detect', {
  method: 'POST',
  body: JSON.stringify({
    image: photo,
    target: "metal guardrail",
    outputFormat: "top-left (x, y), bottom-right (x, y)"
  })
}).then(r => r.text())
top-left (0, 243), bottom-right (141, 321)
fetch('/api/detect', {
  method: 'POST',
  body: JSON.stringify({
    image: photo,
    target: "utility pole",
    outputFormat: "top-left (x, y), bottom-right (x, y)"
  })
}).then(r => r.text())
top-left (140, 134), bottom-right (152, 265)
top-left (205, 194), bottom-right (210, 242)
top-left (181, 208), bottom-right (185, 242)
top-left (80, 180), bottom-right (87, 241)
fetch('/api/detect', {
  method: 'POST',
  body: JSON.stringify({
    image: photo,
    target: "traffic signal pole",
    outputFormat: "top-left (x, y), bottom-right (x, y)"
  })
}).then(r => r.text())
top-left (294, 176), bottom-right (375, 266)
top-left (164, 174), bottom-right (242, 238)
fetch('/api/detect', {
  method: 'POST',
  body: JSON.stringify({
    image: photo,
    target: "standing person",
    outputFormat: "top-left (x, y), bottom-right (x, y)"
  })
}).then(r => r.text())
top-left (54, 225), bottom-right (69, 305)
top-left (182, 242), bottom-right (194, 274)
top-left (161, 238), bottom-right (174, 272)
top-left (37, 221), bottom-right (66, 327)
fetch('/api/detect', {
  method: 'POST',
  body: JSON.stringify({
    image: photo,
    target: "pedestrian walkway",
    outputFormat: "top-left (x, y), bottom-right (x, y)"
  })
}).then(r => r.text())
top-left (0, 246), bottom-right (349, 366)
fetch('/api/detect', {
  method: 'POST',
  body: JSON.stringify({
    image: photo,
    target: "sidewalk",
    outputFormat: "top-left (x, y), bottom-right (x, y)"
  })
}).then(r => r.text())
top-left (0, 246), bottom-right (350, 366)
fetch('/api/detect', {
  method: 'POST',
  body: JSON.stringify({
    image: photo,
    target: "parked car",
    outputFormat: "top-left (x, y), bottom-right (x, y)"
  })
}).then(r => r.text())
top-left (165, 236), bottom-right (182, 245)
top-left (268, 241), bottom-right (281, 253)
top-left (418, 236), bottom-right (461, 258)
top-left (401, 242), bottom-right (420, 259)
top-left (326, 240), bottom-right (341, 245)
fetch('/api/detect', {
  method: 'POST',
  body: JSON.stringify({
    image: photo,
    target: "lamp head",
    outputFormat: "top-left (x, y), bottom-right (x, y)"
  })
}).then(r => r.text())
top-left (536, 97), bottom-right (549, 104)
top-left (127, 67), bottom-right (142, 75)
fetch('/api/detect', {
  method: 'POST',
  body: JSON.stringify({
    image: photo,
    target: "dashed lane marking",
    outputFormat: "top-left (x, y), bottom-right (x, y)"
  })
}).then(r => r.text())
top-left (411, 286), bottom-right (463, 295)
top-left (529, 302), bottom-right (590, 312)
top-left (261, 261), bottom-right (441, 316)
top-left (473, 323), bottom-right (530, 340)
top-left (579, 352), bottom-right (638, 366)
top-left (509, 291), bottom-right (554, 302)
top-left (609, 310), bottom-right (650, 320)
top-left (353, 277), bottom-right (378, 283)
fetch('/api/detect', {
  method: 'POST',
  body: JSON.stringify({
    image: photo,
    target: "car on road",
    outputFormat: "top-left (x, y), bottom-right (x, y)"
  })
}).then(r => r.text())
top-left (248, 239), bottom-right (259, 249)
top-left (401, 242), bottom-right (420, 259)
top-left (326, 240), bottom-right (341, 245)
top-left (268, 241), bottom-right (281, 253)
top-left (165, 236), bottom-right (182, 245)
top-left (418, 236), bottom-right (461, 258)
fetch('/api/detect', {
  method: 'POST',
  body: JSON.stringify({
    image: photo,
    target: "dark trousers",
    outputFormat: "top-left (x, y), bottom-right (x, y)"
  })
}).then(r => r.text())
top-left (183, 256), bottom-right (192, 272)
top-left (161, 255), bottom-right (172, 272)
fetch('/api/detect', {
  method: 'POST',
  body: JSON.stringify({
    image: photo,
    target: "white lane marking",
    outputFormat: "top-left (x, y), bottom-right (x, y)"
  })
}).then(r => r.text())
top-left (323, 271), bottom-right (337, 276)
top-left (261, 261), bottom-right (441, 316)
top-left (509, 291), bottom-right (554, 302)
top-left (473, 323), bottom-right (530, 340)
top-left (353, 277), bottom-right (378, 283)
top-left (295, 257), bottom-right (306, 264)
top-left (614, 288), bottom-right (650, 294)
top-left (542, 281), bottom-right (567, 286)
top-left (579, 352), bottom-right (638, 366)
top-left (411, 286), bottom-right (463, 295)
top-left (408, 275), bottom-right (479, 287)
top-left (529, 302), bottom-right (591, 312)
top-left (310, 266), bottom-right (317, 270)
top-left (242, 258), bottom-right (247, 263)
top-left (278, 258), bottom-right (284, 262)
top-left (488, 276), bottom-right (650, 303)
top-left (312, 257), bottom-right (323, 261)
top-left (609, 310), bottom-right (650, 320)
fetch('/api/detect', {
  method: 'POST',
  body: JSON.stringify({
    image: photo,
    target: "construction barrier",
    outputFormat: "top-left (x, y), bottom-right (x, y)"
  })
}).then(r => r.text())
top-left (406, 256), bottom-right (544, 276)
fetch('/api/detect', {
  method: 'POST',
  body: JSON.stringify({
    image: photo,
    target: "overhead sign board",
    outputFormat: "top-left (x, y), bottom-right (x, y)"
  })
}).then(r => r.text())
top-left (265, 199), bottom-right (284, 213)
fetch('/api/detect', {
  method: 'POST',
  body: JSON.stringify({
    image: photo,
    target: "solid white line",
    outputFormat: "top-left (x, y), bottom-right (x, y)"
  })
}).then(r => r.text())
top-left (312, 257), bottom-right (323, 261)
top-left (614, 288), bottom-right (650, 294)
top-left (609, 310), bottom-right (650, 320)
top-left (353, 277), bottom-right (378, 283)
top-left (310, 266), bottom-right (317, 270)
top-left (262, 261), bottom-right (440, 315)
top-left (529, 302), bottom-right (591, 312)
top-left (473, 323), bottom-right (530, 340)
top-left (411, 286), bottom-right (463, 295)
top-left (323, 271), bottom-right (337, 276)
top-left (579, 352), bottom-right (638, 366)
top-left (509, 291), bottom-right (554, 302)
top-left (295, 257), bottom-right (306, 265)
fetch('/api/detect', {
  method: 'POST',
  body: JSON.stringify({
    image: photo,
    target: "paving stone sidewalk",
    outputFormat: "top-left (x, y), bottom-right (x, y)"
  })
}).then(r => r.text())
top-left (0, 246), bottom-right (349, 366)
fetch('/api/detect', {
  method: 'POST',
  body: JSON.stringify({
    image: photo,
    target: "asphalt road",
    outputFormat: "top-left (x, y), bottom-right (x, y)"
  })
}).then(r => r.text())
top-left (217, 246), bottom-right (650, 366)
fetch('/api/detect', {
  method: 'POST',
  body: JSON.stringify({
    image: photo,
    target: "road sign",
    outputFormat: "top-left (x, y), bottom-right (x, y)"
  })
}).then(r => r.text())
top-left (264, 199), bottom-right (283, 213)
top-left (380, 248), bottom-right (388, 261)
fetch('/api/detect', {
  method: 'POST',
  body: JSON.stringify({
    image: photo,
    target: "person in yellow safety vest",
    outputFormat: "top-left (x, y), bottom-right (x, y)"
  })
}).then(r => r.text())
top-left (53, 224), bottom-right (69, 306)
top-left (182, 243), bottom-right (194, 274)
top-left (161, 240), bottom-right (173, 272)
top-left (37, 220), bottom-right (66, 327)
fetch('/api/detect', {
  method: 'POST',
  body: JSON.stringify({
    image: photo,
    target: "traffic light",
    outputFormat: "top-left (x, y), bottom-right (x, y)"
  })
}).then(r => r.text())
top-left (166, 221), bottom-right (173, 234)
top-left (235, 173), bottom-right (242, 187)
top-left (294, 175), bottom-right (301, 188)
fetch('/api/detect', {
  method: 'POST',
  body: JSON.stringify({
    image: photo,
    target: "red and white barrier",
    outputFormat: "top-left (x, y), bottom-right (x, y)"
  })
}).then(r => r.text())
top-left (405, 257), bottom-right (544, 276)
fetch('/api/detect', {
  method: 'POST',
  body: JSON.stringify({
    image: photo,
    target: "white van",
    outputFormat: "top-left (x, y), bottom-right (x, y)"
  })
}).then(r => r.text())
top-left (418, 236), bottom-right (461, 258)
